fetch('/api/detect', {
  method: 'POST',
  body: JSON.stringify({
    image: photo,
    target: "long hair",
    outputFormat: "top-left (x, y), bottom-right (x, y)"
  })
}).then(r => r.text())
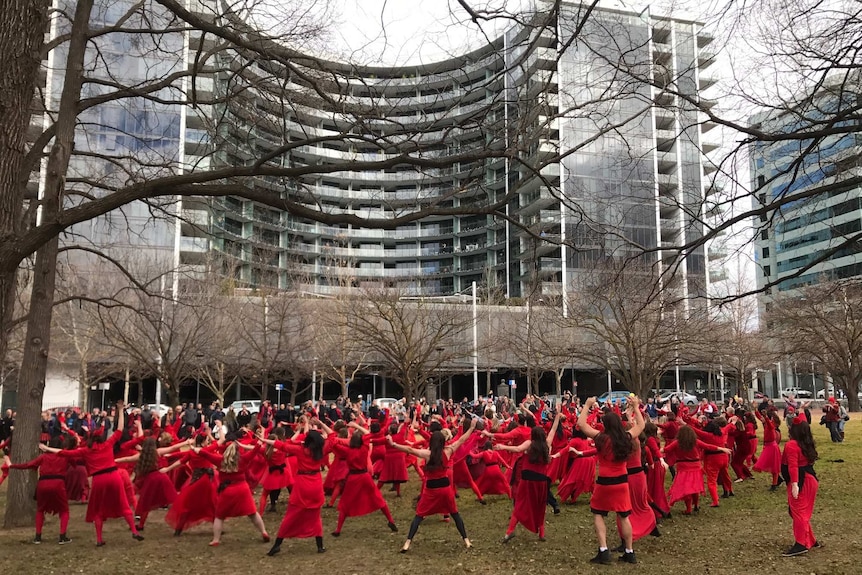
top-left (349, 432), bottom-right (363, 448)
top-left (789, 421), bottom-right (818, 463)
top-left (643, 422), bottom-right (658, 439)
top-left (304, 430), bottom-right (325, 461)
top-left (595, 412), bottom-right (633, 462)
top-left (221, 442), bottom-right (239, 473)
top-left (265, 427), bottom-right (286, 459)
top-left (677, 425), bottom-right (697, 451)
top-left (135, 438), bottom-right (159, 476)
top-left (526, 426), bottom-right (550, 464)
top-left (426, 430), bottom-right (446, 472)
top-left (704, 420), bottom-right (722, 436)
top-left (744, 411), bottom-right (758, 429)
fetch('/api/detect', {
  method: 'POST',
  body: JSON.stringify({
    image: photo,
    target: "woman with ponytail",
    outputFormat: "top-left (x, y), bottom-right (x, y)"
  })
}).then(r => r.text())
top-left (780, 418), bottom-right (820, 557)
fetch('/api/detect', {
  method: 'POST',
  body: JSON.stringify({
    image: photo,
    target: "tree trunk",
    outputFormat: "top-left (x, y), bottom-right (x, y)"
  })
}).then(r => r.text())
top-left (0, 0), bottom-right (50, 369)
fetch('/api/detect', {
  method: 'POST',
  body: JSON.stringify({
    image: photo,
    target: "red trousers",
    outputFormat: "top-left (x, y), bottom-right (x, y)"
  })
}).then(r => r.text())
top-left (703, 453), bottom-right (729, 504)
top-left (787, 477), bottom-right (818, 548)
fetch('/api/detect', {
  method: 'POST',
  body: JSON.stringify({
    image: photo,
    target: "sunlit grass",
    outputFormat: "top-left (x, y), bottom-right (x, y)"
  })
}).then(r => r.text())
top-left (0, 420), bottom-right (858, 574)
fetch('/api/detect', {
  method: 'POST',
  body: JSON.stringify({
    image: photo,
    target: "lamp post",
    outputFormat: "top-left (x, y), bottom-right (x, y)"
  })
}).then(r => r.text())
top-left (311, 357), bottom-right (318, 406)
top-left (472, 281), bottom-right (479, 403)
top-left (371, 372), bottom-right (378, 400)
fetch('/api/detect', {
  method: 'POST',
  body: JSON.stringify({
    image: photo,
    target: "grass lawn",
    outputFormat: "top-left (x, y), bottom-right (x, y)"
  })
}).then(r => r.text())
top-left (0, 420), bottom-right (858, 574)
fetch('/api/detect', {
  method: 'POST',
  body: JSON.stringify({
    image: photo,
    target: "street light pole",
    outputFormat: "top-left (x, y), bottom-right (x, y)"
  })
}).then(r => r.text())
top-left (607, 367), bottom-right (612, 395)
top-left (472, 281), bottom-right (479, 402)
top-left (312, 357), bottom-right (317, 406)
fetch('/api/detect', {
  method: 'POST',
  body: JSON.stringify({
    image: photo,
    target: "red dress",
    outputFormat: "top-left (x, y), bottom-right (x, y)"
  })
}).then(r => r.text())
top-left (65, 458), bottom-right (89, 502)
top-left (511, 457), bottom-right (550, 534)
top-left (378, 428), bottom-right (409, 484)
top-left (754, 418), bottom-right (781, 475)
top-left (617, 441), bottom-right (655, 541)
top-left (781, 439), bottom-right (817, 548)
top-left (588, 436), bottom-right (632, 514)
top-left (260, 445), bottom-right (294, 491)
top-left (644, 437), bottom-right (670, 517)
top-left (164, 450), bottom-right (217, 530)
top-left (557, 437), bottom-right (596, 503)
top-left (10, 453), bottom-right (69, 515)
top-left (415, 454), bottom-right (457, 517)
top-left (664, 440), bottom-right (710, 504)
top-left (275, 441), bottom-right (328, 539)
top-left (134, 460), bottom-right (178, 513)
top-left (58, 430), bottom-right (131, 523)
top-left (199, 449), bottom-right (257, 519)
top-left (473, 451), bottom-right (510, 496)
top-left (323, 447), bottom-right (349, 494)
top-left (332, 442), bottom-right (389, 518)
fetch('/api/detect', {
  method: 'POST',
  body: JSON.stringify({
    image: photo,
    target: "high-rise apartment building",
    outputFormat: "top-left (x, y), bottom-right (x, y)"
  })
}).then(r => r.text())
top-left (750, 75), bottom-right (862, 311)
top-left (40, 1), bottom-right (717, 299)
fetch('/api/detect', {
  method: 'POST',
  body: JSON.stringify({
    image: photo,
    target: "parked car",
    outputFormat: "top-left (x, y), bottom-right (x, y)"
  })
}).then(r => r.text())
top-left (596, 391), bottom-right (632, 405)
top-left (781, 387), bottom-right (813, 399)
top-left (374, 397), bottom-right (401, 412)
top-left (658, 391), bottom-right (698, 406)
top-left (141, 403), bottom-right (172, 417)
top-left (229, 400), bottom-right (261, 414)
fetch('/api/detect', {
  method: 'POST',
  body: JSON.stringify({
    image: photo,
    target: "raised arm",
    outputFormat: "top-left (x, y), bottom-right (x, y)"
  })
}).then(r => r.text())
top-left (445, 418), bottom-right (477, 455)
top-left (577, 397), bottom-right (601, 439)
top-left (387, 437), bottom-right (429, 460)
top-left (546, 412), bottom-right (562, 448)
top-left (627, 398), bottom-right (645, 438)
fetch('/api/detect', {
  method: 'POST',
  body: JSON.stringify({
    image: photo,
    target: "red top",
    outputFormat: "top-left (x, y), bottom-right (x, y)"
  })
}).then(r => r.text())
top-left (663, 439), bottom-right (714, 461)
top-left (9, 453), bottom-right (69, 476)
top-left (644, 436), bottom-right (662, 462)
top-left (58, 430), bottom-right (123, 475)
top-left (781, 440), bottom-right (813, 483)
top-left (658, 420), bottom-right (680, 442)
top-left (331, 442), bottom-right (370, 471)
top-left (423, 453), bottom-right (451, 481)
top-left (692, 427), bottom-right (725, 449)
top-left (275, 440), bottom-right (330, 473)
top-left (595, 437), bottom-right (629, 477)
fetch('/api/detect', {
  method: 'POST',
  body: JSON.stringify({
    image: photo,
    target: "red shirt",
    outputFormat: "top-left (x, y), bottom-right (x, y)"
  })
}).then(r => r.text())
top-left (59, 430), bottom-right (123, 475)
top-left (9, 453), bottom-right (69, 476)
top-left (781, 440), bottom-right (813, 483)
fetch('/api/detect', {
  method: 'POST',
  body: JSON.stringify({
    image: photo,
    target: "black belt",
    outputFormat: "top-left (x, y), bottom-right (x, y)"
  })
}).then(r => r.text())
top-left (677, 459), bottom-right (700, 463)
top-left (297, 470), bottom-right (319, 476)
top-left (190, 468), bottom-right (214, 483)
top-left (521, 469), bottom-right (551, 482)
top-left (596, 474), bottom-right (628, 486)
top-left (747, 435), bottom-right (757, 440)
top-left (705, 449), bottom-right (724, 455)
top-left (217, 480), bottom-right (233, 494)
top-left (39, 474), bottom-right (65, 481)
top-left (269, 463), bottom-right (286, 473)
top-left (426, 477), bottom-right (451, 489)
top-left (627, 466), bottom-right (645, 475)
top-left (348, 469), bottom-right (367, 475)
top-left (780, 464), bottom-right (817, 490)
top-left (92, 467), bottom-right (118, 477)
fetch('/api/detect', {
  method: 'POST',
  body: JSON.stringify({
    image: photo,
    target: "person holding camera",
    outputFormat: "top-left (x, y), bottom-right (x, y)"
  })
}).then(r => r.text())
top-left (822, 397), bottom-right (843, 443)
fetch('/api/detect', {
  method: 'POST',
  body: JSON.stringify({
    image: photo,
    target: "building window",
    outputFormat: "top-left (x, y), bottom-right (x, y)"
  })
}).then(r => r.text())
top-left (762, 247), bottom-right (770, 258)
top-left (763, 265), bottom-right (771, 277)
top-left (757, 175), bottom-right (766, 188)
top-left (761, 230), bottom-right (769, 241)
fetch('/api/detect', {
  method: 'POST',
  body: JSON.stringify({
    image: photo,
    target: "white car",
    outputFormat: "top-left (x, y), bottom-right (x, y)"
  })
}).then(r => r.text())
top-left (781, 387), bottom-right (813, 399)
top-left (374, 397), bottom-right (401, 412)
top-left (658, 391), bottom-right (698, 405)
top-left (229, 400), bottom-right (261, 414)
top-left (142, 403), bottom-right (172, 417)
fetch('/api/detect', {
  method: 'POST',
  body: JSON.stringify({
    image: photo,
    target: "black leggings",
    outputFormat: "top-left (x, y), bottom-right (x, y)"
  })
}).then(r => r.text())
top-left (407, 513), bottom-right (467, 540)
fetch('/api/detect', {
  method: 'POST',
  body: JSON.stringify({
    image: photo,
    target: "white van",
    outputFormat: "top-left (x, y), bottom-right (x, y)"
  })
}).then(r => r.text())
top-left (229, 400), bottom-right (261, 414)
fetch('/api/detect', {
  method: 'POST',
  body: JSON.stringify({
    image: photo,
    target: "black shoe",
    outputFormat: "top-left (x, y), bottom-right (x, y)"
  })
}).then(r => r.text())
top-left (721, 492), bottom-right (730, 499)
top-left (590, 549), bottom-right (613, 564)
top-left (132, 533), bottom-right (144, 541)
top-left (501, 533), bottom-right (516, 544)
top-left (331, 531), bottom-right (340, 537)
top-left (782, 543), bottom-right (808, 557)
top-left (388, 522), bottom-right (398, 532)
top-left (776, 476), bottom-right (785, 487)
top-left (650, 527), bottom-right (661, 537)
top-left (58, 534), bottom-right (71, 545)
top-left (693, 506), bottom-right (700, 514)
top-left (553, 506), bottom-right (561, 515)
top-left (612, 543), bottom-right (625, 553)
top-left (267, 545), bottom-right (281, 557)
top-left (478, 498), bottom-right (487, 505)
top-left (317, 547), bottom-right (326, 553)
top-left (727, 491), bottom-right (735, 497)
top-left (33, 534), bottom-right (42, 545)
top-left (174, 529), bottom-right (182, 537)
top-left (96, 541), bottom-right (106, 547)
top-left (813, 540), bottom-right (823, 549)
top-left (770, 484), bottom-right (779, 492)
top-left (619, 551), bottom-right (637, 564)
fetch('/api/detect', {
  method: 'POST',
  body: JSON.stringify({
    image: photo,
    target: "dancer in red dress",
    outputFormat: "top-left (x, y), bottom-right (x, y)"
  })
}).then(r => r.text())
top-left (728, 414), bottom-right (754, 482)
top-left (663, 426), bottom-right (730, 514)
top-left (744, 411), bottom-right (759, 466)
top-left (63, 434), bottom-right (89, 504)
top-left (328, 426), bottom-right (398, 536)
top-left (780, 418), bottom-right (820, 556)
top-left (643, 423), bottom-right (670, 519)
top-left (496, 412), bottom-right (561, 543)
top-left (195, 438), bottom-right (270, 546)
top-left (377, 422), bottom-right (410, 496)
top-left (754, 409), bottom-right (783, 490)
top-left (390, 418), bottom-right (477, 553)
top-left (323, 422), bottom-right (350, 507)
top-left (40, 401), bottom-right (143, 546)
top-left (257, 427), bottom-right (293, 513)
top-left (689, 418), bottom-right (732, 506)
top-left (556, 429), bottom-right (595, 504)
top-left (264, 426), bottom-right (329, 556)
top-left (471, 441), bottom-right (512, 498)
top-left (614, 407), bottom-right (657, 546)
top-left (577, 396), bottom-right (645, 565)
top-left (6, 437), bottom-right (71, 544)
top-left (162, 434), bottom-right (218, 535)
top-left (114, 436), bottom-right (187, 530)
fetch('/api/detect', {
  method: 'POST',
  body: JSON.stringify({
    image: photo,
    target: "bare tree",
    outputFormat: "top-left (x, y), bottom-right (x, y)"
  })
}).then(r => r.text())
top-left (767, 279), bottom-right (862, 411)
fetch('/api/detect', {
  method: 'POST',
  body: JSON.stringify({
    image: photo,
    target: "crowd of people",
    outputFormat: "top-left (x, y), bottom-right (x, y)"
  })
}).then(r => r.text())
top-left (0, 389), bottom-right (833, 563)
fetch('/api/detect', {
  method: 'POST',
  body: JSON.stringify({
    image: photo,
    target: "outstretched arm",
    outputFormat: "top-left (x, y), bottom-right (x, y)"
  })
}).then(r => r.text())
top-left (578, 397), bottom-right (601, 439)
top-left (445, 418), bottom-right (477, 455)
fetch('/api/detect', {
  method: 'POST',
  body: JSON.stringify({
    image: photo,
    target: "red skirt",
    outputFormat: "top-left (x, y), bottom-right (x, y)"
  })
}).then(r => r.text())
top-left (65, 464), bottom-right (89, 502)
top-left (590, 477), bottom-right (631, 514)
top-left (378, 451), bottom-right (408, 483)
top-left (215, 480), bottom-right (257, 519)
top-left (415, 478), bottom-right (457, 517)
top-left (667, 462), bottom-right (704, 504)
top-left (164, 472), bottom-right (216, 530)
top-left (557, 456), bottom-right (596, 502)
top-left (245, 454), bottom-right (268, 489)
top-left (754, 441), bottom-right (780, 475)
top-left (338, 471), bottom-right (388, 517)
top-left (277, 506), bottom-right (322, 539)
top-left (135, 471), bottom-right (177, 512)
top-left (323, 458), bottom-right (349, 493)
top-left (452, 459), bottom-right (475, 489)
top-left (86, 470), bottom-right (132, 523)
top-left (36, 478), bottom-right (69, 515)
top-left (261, 462), bottom-right (293, 491)
top-left (647, 463), bottom-right (670, 516)
top-left (511, 474), bottom-right (548, 533)
top-left (476, 465), bottom-right (510, 496)
top-left (171, 465), bottom-right (191, 492)
top-left (618, 470), bottom-right (655, 541)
